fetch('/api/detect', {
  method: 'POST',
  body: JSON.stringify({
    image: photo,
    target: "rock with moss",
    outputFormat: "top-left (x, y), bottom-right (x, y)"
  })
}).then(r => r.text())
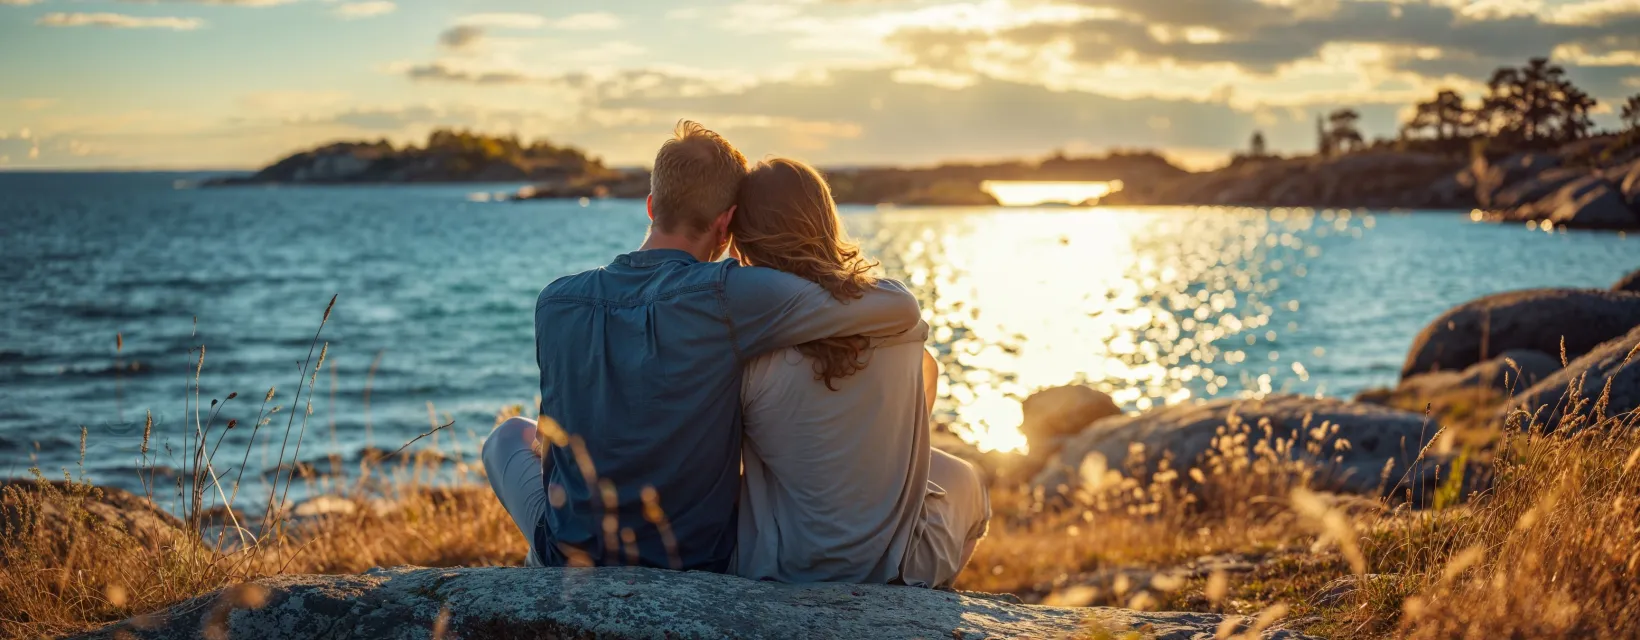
top-left (1, 480), bottom-right (182, 555)
top-left (78, 566), bottom-right (1315, 640)
top-left (1032, 395), bottom-right (1437, 499)
top-left (1400, 289), bottom-right (1640, 380)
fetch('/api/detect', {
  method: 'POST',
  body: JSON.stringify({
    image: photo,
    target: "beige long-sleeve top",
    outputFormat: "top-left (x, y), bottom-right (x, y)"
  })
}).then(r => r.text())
top-left (730, 339), bottom-right (933, 584)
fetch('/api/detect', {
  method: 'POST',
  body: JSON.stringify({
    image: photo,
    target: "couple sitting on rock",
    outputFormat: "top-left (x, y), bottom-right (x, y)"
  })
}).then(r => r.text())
top-left (480, 121), bottom-right (989, 587)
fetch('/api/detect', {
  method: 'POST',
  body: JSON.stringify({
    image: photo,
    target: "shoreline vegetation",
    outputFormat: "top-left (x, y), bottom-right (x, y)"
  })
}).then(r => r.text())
top-left (5, 266), bottom-right (1640, 638)
top-left (206, 58), bottom-right (1640, 230)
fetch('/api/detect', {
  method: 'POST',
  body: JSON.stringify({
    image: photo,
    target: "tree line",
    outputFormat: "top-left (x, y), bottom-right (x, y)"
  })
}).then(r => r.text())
top-left (1257, 57), bottom-right (1640, 159)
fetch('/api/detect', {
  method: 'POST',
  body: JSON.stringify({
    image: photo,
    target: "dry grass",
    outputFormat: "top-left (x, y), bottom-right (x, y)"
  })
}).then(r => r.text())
top-left (0, 296), bottom-right (525, 638)
top-left (6, 394), bottom-right (1639, 639)
top-left (0, 471), bottom-right (522, 638)
top-left (961, 385), bottom-right (1640, 639)
top-left (3, 297), bottom-right (1637, 639)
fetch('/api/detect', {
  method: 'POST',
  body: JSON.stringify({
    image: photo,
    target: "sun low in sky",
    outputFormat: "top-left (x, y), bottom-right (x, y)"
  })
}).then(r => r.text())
top-left (1, 0), bottom-right (1637, 170)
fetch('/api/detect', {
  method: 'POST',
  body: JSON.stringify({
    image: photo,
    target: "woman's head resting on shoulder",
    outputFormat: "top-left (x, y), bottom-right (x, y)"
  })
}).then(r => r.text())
top-left (730, 157), bottom-right (877, 301)
top-left (730, 157), bottom-right (881, 388)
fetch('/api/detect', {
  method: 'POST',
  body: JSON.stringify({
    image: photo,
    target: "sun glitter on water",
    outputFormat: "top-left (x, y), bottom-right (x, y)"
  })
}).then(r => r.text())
top-left (849, 206), bottom-right (1355, 454)
top-left (981, 181), bottom-right (1122, 207)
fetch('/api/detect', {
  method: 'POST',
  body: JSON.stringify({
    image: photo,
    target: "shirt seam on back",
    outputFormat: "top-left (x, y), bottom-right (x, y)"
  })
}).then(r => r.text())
top-left (537, 281), bottom-right (721, 310)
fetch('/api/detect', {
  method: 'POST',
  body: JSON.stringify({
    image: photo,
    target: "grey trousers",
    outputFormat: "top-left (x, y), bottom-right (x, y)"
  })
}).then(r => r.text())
top-left (482, 416), bottom-right (548, 567)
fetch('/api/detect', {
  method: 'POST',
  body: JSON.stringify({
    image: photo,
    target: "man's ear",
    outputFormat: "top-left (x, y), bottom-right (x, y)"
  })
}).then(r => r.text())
top-left (711, 205), bottom-right (737, 258)
top-left (715, 205), bottom-right (736, 234)
top-left (645, 194), bottom-right (655, 221)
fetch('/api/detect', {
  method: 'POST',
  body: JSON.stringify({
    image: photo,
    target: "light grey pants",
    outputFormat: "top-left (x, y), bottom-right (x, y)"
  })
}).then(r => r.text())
top-left (901, 448), bottom-right (991, 588)
top-left (482, 416), bottom-right (548, 567)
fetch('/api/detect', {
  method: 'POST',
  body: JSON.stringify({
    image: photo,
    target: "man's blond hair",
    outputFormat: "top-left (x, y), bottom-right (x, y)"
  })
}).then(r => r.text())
top-left (650, 120), bottom-right (748, 235)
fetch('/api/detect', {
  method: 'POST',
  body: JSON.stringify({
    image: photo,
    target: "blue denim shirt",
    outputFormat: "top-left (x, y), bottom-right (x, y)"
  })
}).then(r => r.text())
top-left (533, 248), bottom-right (921, 572)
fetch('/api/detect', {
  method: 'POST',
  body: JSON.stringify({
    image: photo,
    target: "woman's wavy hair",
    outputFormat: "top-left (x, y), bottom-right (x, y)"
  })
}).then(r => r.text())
top-left (732, 157), bottom-right (879, 389)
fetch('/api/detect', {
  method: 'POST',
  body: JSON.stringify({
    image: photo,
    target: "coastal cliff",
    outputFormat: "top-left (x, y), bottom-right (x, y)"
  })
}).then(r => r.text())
top-left (1106, 150), bottom-right (1474, 210)
top-left (1108, 133), bottom-right (1640, 230)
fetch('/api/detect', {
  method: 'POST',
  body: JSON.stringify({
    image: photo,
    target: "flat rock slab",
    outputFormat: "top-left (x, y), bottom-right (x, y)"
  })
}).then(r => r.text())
top-left (80, 566), bottom-right (1314, 639)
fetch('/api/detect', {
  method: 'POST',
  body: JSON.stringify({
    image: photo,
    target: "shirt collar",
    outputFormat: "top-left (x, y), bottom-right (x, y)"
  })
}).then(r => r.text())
top-left (613, 248), bottom-right (701, 268)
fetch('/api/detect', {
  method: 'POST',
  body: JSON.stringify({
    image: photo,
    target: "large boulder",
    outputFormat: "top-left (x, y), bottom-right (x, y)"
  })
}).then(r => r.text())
top-left (1616, 268), bottom-right (1640, 293)
top-left (1507, 325), bottom-right (1640, 431)
top-left (1032, 395), bottom-right (1436, 498)
top-left (1, 480), bottom-right (182, 554)
top-left (1618, 159), bottom-right (1640, 211)
top-left (1488, 168), bottom-right (1585, 210)
top-left (1019, 385), bottom-right (1121, 453)
top-left (1398, 349), bottom-right (1562, 399)
top-left (1538, 177), bottom-right (1640, 230)
top-left (1474, 153), bottom-right (1560, 208)
top-left (77, 566), bottom-right (1314, 640)
top-left (1400, 289), bottom-right (1640, 379)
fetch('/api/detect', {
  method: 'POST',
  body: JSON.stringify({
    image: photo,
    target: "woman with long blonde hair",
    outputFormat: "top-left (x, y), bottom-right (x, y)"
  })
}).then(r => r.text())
top-left (727, 158), bottom-right (989, 587)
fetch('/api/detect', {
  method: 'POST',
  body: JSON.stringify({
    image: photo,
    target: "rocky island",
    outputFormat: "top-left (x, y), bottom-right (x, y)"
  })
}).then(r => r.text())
top-left (203, 130), bottom-right (627, 187)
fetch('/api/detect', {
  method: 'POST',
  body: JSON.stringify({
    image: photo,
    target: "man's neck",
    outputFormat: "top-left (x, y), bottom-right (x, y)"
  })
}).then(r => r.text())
top-left (639, 229), bottom-right (713, 262)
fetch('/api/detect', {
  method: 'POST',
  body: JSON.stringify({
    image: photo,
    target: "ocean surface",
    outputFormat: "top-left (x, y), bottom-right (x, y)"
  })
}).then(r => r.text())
top-left (1, 172), bottom-right (1634, 511)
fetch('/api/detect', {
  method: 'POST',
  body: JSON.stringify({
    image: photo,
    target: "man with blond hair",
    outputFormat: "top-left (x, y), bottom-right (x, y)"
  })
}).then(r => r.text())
top-left (481, 121), bottom-right (924, 572)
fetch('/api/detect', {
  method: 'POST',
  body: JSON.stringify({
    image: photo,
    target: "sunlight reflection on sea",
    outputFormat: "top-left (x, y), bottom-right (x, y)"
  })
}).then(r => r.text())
top-left (2, 173), bottom-right (1632, 505)
top-left (851, 206), bottom-right (1360, 452)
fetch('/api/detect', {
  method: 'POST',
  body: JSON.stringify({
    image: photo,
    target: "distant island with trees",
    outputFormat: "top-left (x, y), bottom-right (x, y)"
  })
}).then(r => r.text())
top-left (209, 57), bottom-right (1640, 229)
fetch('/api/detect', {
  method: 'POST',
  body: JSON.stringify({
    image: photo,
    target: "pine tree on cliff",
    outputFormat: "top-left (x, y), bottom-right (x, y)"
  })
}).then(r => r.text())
top-left (1485, 57), bottom-right (1572, 144)
top-left (1250, 131), bottom-right (1267, 158)
top-left (1624, 95), bottom-right (1640, 132)
top-left (1316, 115), bottom-right (1333, 157)
top-left (1326, 108), bottom-right (1364, 154)
top-left (1557, 87), bottom-right (1597, 140)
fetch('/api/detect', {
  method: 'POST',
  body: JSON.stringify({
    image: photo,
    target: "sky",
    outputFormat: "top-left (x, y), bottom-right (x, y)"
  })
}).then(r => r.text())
top-left (2, 0), bottom-right (1639, 170)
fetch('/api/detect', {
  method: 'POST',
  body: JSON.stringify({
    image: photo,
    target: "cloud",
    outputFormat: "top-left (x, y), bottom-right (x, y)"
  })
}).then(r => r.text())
top-left (327, 105), bottom-right (453, 130)
top-left (1, 0), bottom-right (45, 5)
top-left (456, 12), bottom-right (547, 29)
top-left (584, 67), bottom-right (1271, 161)
top-left (332, 1), bottom-right (395, 19)
top-left (404, 61), bottom-right (547, 85)
top-left (439, 25), bottom-right (485, 50)
top-left (861, 0), bottom-right (1640, 111)
top-left (549, 12), bottom-right (622, 30)
top-left (988, 2), bottom-right (1603, 73)
top-left (114, 0), bottom-right (295, 5)
top-left (0, 98), bottom-right (58, 110)
top-left (238, 90), bottom-right (350, 114)
top-left (454, 11), bottom-right (622, 30)
top-left (37, 12), bottom-right (205, 30)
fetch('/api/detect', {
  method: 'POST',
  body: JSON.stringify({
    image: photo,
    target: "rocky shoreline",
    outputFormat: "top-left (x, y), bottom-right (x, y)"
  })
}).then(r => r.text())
top-left (202, 127), bottom-right (1640, 229)
top-left (1110, 135), bottom-right (1640, 231)
top-left (20, 264), bottom-right (1640, 639)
